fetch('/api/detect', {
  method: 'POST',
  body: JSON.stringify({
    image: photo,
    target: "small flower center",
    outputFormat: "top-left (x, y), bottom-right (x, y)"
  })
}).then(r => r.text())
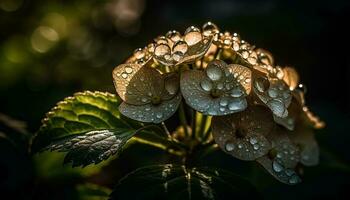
top-left (151, 96), bottom-right (162, 105)
top-left (268, 148), bottom-right (278, 159)
top-left (210, 89), bottom-right (222, 98)
top-left (235, 127), bottom-right (246, 138)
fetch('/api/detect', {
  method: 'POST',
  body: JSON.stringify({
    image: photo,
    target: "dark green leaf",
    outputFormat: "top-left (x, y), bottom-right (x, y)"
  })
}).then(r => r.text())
top-left (32, 91), bottom-right (139, 167)
top-left (110, 164), bottom-right (259, 200)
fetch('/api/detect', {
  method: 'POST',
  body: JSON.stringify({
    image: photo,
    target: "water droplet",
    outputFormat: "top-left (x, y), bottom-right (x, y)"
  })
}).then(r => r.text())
top-left (125, 66), bottom-right (133, 74)
top-left (202, 22), bottom-right (219, 37)
top-left (121, 73), bottom-right (128, 79)
top-left (184, 26), bottom-right (202, 46)
top-left (232, 41), bottom-right (240, 51)
top-left (230, 88), bottom-right (243, 97)
top-left (206, 65), bottom-right (223, 81)
top-left (289, 175), bottom-right (301, 184)
top-left (238, 144), bottom-right (243, 149)
top-left (173, 41), bottom-right (188, 54)
top-left (250, 137), bottom-right (258, 144)
top-left (285, 169), bottom-right (294, 176)
top-left (297, 84), bottom-right (307, 94)
top-left (156, 113), bottom-right (163, 119)
top-left (166, 30), bottom-right (181, 42)
top-left (154, 44), bottom-right (171, 57)
top-left (208, 110), bottom-right (217, 115)
top-left (225, 142), bottom-right (235, 152)
top-left (272, 160), bottom-right (283, 172)
top-left (228, 98), bottom-right (246, 111)
top-left (216, 82), bottom-right (224, 90)
top-left (133, 48), bottom-right (145, 60)
top-left (172, 52), bottom-right (182, 62)
top-left (253, 144), bottom-right (260, 150)
top-left (200, 79), bottom-right (213, 91)
top-left (242, 51), bottom-right (249, 59)
top-left (219, 98), bottom-right (228, 106)
top-left (248, 57), bottom-right (257, 65)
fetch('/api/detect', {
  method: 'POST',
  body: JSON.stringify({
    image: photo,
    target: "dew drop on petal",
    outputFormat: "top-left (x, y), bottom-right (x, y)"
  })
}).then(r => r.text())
top-left (219, 98), bottom-right (228, 106)
top-left (133, 48), bottom-right (145, 60)
top-left (125, 66), bottom-right (133, 74)
top-left (156, 113), bottom-right (163, 119)
top-left (166, 30), bottom-right (181, 42)
top-left (225, 142), bottom-right (235, 152)
top-left (173, 41), bottom-right (188, 54)
top-left (184, 26), bottom-right (202, 46)
top-left (228, 98), bottom-right (247, 111)
top-left (200, 78), bottom-right (213, 92)
top-left (289, 175), bottom-right (301, 184)
top-left (141, 97), bottom-right (148, 103)
top-left (272, 160), bottom-right (283, 172)
top-left (206, 65), bottom-right (223, 81)
top-left (154, 44), bottom-right (171, 57)
top-left (121, 73), bottom-right (128, 79)
top-left (253, 144), bottom-right (260, 150)
top-left (202, 21), bottom-right (219, 37)
top-left (250, 137), bottom-right (258, 144)
top-left (230, 87), bottom-right (243, 98)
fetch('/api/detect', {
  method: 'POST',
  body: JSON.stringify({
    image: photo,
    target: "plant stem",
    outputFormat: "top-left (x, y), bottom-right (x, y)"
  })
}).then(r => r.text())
top-left (131, 136), bottom-right (184, 156)
top-left (179, 102), bottom-right (189, 137)
top-left (161, 122), bottom-right (171, 139)
top-left (191, 110), bottom-right (197, 140)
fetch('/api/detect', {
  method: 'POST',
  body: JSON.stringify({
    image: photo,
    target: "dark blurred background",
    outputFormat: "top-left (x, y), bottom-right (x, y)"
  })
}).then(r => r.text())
top-left (1, 0), bottom-right (350, 199)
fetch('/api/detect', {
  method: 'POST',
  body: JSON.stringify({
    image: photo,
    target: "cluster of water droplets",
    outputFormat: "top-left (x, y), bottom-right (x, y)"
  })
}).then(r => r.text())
top-left (254, 77), bottom-right (292, 118)
top-left (152, 23), bottom-right (216, 66)
top-left (264, 140), bottom-right (302, 184)
top-left (186, 61), bottom-right (249, 115)
top-left (119, 94), bottom-right (181, 123)
top-left (211, 107), bottom-right (274, 161)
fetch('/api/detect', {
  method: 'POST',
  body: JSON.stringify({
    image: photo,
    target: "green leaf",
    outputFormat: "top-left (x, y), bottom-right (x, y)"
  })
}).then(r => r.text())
top-left (76, 183), bottom-right (111, 200)
top-left (110, 164), bottom-right (259, 200)
top-left (49, 129), bottom-right (135, 167)
top-left (32, 91), bottom-right (138, 167)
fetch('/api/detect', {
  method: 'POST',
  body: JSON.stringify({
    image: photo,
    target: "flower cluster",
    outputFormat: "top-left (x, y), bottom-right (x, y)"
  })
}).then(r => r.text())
top-left (112, 22), bottom-right (324, 184)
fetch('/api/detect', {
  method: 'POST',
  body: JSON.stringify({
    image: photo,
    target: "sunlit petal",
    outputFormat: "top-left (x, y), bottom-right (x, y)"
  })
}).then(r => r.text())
top-left (212, 106), bottom-right (274, 160)
top-left (119, 93), bottom-right (181, 123)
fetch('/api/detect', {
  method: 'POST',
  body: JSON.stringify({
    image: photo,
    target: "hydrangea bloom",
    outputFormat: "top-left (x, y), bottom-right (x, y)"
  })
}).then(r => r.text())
top-left (112, 22), bottom-right (324, 184)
